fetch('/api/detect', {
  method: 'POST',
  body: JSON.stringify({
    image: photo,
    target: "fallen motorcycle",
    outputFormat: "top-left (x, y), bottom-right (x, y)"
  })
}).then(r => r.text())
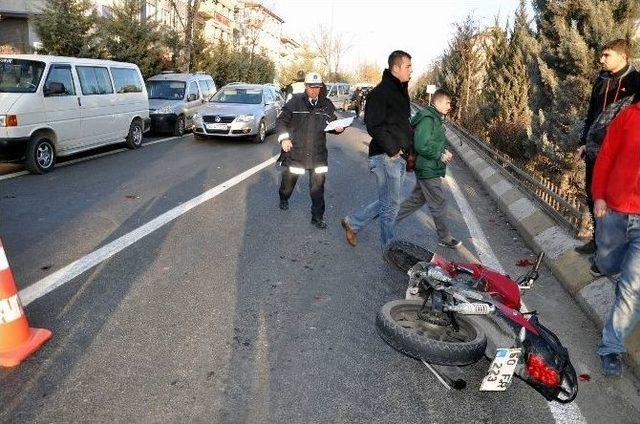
top-left (377, 241), bottom-right (578, 403)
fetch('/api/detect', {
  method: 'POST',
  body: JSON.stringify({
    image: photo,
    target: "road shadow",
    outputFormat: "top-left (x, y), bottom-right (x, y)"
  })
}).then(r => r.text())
top-left (0, 169), bottom-right (208, 422)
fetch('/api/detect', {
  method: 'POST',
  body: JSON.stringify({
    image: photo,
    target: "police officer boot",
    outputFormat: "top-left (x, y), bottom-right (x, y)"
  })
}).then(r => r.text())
top-left (311, 217), bottom-right (327, 229)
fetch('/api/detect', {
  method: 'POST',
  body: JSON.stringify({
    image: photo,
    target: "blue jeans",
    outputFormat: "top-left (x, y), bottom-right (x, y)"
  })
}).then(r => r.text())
top-left (595, 211), bottom-right (640, 356)
top-left (346, 154), bottom-right (406, 250)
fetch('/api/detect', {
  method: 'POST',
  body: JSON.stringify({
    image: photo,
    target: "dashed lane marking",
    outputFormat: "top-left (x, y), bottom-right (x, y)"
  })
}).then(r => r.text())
top-left (446, 170), bottom-right (586, 424)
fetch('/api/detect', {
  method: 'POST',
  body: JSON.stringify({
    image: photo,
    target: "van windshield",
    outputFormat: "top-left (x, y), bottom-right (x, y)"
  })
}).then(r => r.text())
top-left (146, 80), bottom-right (186, 100)
top-left (0, 58), bottom-right (45, 93)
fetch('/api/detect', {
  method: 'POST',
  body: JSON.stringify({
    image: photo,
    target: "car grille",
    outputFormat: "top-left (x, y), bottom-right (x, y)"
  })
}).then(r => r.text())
top-left (203, 115), bottom-right (235, 123)
top-left (204, 128), bottom-right (230, 135)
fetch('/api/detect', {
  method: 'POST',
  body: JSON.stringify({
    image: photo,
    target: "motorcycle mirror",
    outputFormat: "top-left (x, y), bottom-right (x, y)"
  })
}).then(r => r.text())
top-left (519, 326), bottom-right (527, 343)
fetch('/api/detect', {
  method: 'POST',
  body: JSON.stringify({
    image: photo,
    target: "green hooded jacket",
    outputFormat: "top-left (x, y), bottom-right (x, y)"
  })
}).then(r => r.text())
top-left (411, 106), bottom-right (447, 180)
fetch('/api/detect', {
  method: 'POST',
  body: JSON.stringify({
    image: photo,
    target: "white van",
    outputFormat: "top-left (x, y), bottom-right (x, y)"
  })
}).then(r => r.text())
top-left (0, 55), bottom-right (150, 174)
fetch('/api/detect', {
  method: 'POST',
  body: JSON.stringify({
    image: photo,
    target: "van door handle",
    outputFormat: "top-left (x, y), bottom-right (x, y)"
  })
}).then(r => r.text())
top-left (77, 97), bottom-right (82, 107)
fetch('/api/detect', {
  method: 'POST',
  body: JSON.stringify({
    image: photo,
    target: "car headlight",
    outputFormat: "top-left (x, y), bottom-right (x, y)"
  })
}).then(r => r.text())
top-left (154, 105), bottom-right (174, 114)
top-left (235, 114), bottom-right (255, 123)
top-left (193, 113), bottom-right (201, 122)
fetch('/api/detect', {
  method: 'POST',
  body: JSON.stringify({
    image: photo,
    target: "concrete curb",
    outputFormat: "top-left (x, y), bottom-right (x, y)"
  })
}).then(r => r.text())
top-left (446, 124), bottom-right (640, 378)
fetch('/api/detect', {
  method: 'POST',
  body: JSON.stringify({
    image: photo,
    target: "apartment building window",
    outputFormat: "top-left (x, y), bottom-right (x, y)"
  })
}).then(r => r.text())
top-left (146, 0), bottom-right (157, 19)
top-left (101, 5), bottom-right (113, 18)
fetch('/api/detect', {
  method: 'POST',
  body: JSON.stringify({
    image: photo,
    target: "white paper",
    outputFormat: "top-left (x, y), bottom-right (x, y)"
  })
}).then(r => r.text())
top-left (324, 117), bottom-right (354, 132)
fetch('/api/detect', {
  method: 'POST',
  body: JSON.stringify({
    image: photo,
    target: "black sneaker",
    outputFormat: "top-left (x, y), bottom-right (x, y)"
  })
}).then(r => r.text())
top-left (439, 237), bottom-right (462, 248)
top-left (590, 263), bottom-right (603, 278)
top-left (279, 199), bottom-right (289, 210)
top-left (311, 217), bottom-right (327, 229)
top-left (601, 353), bottom-right (623, 376)
top-left (575, 239), bottom-right (596, 255)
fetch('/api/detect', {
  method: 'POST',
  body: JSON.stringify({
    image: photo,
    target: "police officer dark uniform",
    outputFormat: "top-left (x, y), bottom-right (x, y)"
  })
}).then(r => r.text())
top-left (277, 72), bottom-right (345, 229)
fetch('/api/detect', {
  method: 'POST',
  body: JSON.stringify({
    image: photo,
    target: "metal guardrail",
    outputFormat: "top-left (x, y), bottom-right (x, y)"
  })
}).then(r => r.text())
top-left (445, 121), bottom-right (591, 238)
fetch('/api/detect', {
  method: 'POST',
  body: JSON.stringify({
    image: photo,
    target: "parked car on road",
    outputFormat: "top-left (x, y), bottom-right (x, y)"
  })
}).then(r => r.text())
top-left (146, 72), bottom-right (216, 136)
top-left (325, 82), bottom-right (351, 110)
top-left (192, 83), bottom-right (284, 143)
top-left (0, 54), bottom-right (149, 174)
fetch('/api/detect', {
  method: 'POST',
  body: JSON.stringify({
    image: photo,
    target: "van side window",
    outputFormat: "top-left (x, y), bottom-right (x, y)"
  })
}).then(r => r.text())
top-left (264, 88), bottom-right (274, 104)
top-left (206, 80), bottom-right (216, 95)
top-left (197, 80), bottom-right (210, 99)
top-left (111, 68), bottom-right (143, 93)
top-left (77, 66), bottom-right (114, 95)
top-left (187, 81), bottom-right (199, 101)
top-left (44, 64), bottom-right (75, 95)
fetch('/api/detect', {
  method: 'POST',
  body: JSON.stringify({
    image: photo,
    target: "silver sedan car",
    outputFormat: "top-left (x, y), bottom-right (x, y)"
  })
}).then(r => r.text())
top-left (192, 83), bottom-right (283, 143)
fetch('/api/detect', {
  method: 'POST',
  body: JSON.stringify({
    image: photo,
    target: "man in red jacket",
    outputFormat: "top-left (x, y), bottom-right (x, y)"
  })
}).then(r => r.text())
top-left (592, 96), bottom-right (640, 376)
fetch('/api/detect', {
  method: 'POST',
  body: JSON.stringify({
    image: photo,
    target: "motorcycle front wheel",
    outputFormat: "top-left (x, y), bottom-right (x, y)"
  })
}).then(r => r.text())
top-left (377, 299), bottom-right (487, 366)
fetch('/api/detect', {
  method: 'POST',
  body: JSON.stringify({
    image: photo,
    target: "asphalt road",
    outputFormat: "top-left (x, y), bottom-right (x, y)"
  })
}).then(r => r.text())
top-left (1, 120), bottom-right (639, 423)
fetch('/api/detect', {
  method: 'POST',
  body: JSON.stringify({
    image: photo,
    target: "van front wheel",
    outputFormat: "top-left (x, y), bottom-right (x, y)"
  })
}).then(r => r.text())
top-left (126, 120), bottom-right (144, 149)
top-left (173, 115), bottom-right (186, 137)
top-left (25, 136), bottom-right (56, 174)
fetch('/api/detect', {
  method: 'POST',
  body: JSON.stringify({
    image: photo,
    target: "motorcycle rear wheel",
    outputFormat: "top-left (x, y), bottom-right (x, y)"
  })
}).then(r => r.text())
top-left (384, 240), bottom-right (434, 273)
top-left (377, 299), bottom-right (487, 366)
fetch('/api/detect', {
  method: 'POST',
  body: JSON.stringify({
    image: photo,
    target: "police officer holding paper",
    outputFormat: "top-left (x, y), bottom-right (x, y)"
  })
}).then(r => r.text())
top-left (277, 72), bottom-right (345, 229)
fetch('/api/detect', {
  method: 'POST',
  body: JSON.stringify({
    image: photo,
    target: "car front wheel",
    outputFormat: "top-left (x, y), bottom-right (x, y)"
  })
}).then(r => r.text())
top-left (253, 119), bottom-right (266, 144)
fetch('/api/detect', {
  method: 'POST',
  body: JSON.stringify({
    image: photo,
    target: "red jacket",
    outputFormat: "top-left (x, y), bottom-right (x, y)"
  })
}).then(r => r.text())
top-left (592, 102), bottom-right (640, 214)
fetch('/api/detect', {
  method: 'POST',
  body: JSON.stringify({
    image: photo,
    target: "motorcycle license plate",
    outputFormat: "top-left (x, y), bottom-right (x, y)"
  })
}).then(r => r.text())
top-left (480, 348), bottom-right (521, 391)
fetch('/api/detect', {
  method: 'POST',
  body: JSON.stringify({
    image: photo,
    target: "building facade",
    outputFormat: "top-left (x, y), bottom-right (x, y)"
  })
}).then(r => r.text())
top-left (0, 0), bottom-right (47, 52)
top-left (279, 34), bottom-right (301, 70)
top-left (234, 1), bottom-right (283, 64)
top-left (198, 0), bottom-right (237, 44)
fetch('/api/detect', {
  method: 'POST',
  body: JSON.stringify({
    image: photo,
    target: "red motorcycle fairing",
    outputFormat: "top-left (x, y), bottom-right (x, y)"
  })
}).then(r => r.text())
top-left (455, 263), bottom-right (522, 310)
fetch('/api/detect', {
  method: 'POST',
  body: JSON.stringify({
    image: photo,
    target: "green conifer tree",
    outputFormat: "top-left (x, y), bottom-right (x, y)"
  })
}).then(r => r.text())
top-left (33, 0), bottom-right (98, 57)
top-left (95, 0), bottom-right (167, 78)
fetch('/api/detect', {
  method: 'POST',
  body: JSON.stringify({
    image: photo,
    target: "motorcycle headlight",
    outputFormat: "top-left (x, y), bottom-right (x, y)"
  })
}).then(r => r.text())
top-left (154, 105), bottom-right (174, 114)
top-left (235, 114), bottom-right (255, 123)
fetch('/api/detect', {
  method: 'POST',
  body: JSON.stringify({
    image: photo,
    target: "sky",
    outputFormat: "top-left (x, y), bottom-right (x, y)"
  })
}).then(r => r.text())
top-left (273, 0), bottom-right (529, 77)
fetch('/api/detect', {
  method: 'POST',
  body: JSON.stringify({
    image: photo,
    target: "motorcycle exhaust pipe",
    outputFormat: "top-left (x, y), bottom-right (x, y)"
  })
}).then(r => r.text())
top-left (422, 360), bottom-right (467, 390)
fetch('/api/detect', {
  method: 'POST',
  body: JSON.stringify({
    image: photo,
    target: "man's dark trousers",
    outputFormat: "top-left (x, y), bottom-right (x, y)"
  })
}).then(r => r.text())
top-left (279, 170), bottom-right (326, 219)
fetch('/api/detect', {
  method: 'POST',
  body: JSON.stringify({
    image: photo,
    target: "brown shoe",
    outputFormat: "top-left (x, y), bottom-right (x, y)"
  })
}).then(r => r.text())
top-left (341, 218), bottom-right (357, 247)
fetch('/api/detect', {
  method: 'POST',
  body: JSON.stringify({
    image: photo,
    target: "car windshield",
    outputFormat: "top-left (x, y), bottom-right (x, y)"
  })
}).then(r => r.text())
top-left (0, 58), bottom-right (45, 93)
top-left (210, 88), bottom-right (262, 104)
top-left (146, 80), bottom-right (186, 100)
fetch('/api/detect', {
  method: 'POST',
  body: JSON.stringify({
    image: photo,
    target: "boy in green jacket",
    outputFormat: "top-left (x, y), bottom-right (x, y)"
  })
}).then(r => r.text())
top-left (396, 89), bottom-right (461, 248)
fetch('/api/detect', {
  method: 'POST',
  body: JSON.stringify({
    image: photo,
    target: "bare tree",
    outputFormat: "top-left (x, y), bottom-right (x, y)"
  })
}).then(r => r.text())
top-left (309, 25), bottom-right (352, 80)
top-left (354, 61), bottom-right (382, 83)
top-left (167, 0), bottom-right (203, 72)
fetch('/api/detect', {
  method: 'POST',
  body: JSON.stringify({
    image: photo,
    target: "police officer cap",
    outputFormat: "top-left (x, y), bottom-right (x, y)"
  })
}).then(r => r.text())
top-left (304, 72), bottom-right (323, 87)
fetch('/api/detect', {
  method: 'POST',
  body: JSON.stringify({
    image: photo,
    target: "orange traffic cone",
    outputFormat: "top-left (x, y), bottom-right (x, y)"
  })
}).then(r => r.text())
top-left (0, 239), bottom-right (52, 367)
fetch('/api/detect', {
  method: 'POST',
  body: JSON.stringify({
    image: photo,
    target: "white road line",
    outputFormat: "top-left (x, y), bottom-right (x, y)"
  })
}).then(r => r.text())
top-left (0, 136), bottom-right (179, 182)
top-left (0, 170), bottom-right (29, 181)
top-left (446, 170), bottom-right (586, 424)
top-left (19, 154), bottom-right (279, 306)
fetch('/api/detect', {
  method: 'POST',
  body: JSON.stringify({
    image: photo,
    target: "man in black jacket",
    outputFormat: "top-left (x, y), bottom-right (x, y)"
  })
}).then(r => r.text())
top-left (341, 50), bottom-right (413, 250)
top-left (277, 72), bottom-right (345, 229)
top-left (575, 39), bottom-right (639, 255)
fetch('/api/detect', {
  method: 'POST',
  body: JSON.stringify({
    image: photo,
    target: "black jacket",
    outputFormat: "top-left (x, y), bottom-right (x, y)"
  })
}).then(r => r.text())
top-left (276, 93), bottom-right (338, 169)
top-left (580, 64), bottom-right (639, 145)
top-left (365, 69), bottom-right (413, 157)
